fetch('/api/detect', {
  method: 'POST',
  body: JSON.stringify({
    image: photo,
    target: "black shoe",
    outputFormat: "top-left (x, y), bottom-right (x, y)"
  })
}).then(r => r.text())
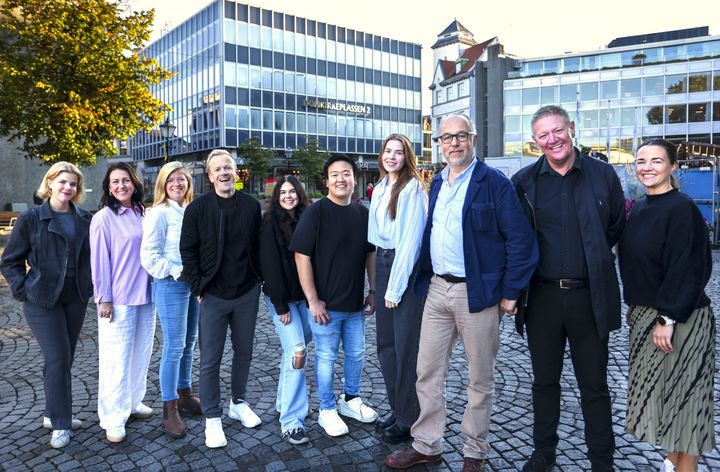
top-left (282, 427), bottom-right (309, 445)
top-left (381, 422), bottom-right (411, 444)
top-left (522, 450), bottom-right (555, 472)
top-left (375, 413), bottom-right (396, 433)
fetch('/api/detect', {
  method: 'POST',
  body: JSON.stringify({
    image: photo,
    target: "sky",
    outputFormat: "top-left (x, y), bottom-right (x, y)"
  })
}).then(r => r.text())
top-left (129, 0), bottom-right (720, 114)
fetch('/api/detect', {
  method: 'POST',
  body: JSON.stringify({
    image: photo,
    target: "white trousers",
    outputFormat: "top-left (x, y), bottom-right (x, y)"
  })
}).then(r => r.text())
top-left (97, 303), bottom-right (155, 430)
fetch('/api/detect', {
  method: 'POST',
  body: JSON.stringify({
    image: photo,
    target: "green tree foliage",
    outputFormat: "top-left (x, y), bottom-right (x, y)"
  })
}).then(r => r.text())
top-left (0, 0), bottom-right (173, 166)
top-left (239, 136), bottom-right (273, 182)
top-left (294, 139), bottom-right (329, 184)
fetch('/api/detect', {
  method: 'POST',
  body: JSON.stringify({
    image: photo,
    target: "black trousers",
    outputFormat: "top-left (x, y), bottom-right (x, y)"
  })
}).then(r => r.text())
top-left (23, 279), bottom-right (87, 430)
top-left (525, 282), bottom-right (615, 468)
top-left (375, 249), bottom-right (423, 426)
top-left (199, 285), bottom-right (260, 418)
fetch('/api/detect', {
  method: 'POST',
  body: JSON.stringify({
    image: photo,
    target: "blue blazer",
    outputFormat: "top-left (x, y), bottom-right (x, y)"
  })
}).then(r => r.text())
top-left (414, 158), bottom-right (538, 313)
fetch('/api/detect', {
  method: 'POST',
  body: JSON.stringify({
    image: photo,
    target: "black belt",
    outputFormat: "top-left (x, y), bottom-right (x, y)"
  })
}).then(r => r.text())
top-left (534, 277), bottom-right (589, 289)
top-left (376, 247), bottom-right (395, 256)
top-left (435, 273), bottom-right (466, 284)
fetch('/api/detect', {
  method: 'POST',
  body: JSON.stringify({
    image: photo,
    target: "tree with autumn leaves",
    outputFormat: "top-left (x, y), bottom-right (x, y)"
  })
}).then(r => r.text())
top-left (0, 0), bottom-right (172, 166)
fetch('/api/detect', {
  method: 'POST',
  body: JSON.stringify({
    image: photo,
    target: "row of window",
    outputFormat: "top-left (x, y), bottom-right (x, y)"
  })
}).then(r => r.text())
top-left (224, 65), bottom-right (421, 109)
top-left (223, 1), bottom-right (422, 59)
top-left (224, 106), bottom-right (421, 140)
top-left (506, 102), bottom-right (720, 133)
top-left (511, 40), bottom-right (720, 78)
top-left (505, 72), bottom-right (720, 107)
top-left (223, 46), bottom-right (422, 91)
top-left (434, 81), bottom-right (469, 105)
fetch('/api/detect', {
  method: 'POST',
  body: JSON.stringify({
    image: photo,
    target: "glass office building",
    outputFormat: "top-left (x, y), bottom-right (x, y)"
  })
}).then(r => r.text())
top-left (503, 33), bottom-right (720, 162)
top-left (131, 1), bottom-right (422, 178)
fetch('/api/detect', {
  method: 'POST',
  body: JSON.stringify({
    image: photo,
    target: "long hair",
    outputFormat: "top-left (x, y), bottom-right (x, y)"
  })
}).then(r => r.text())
top-left (378, 133), bottom-right (424, 220)
top-left (263, 175), bottom-right (310, 243)
top-left (35, 161), bottom-right (85, 204)
top-left (99, 162), bottom-right (145, 215)
top-left (636, 138), bottom-right (679, 190)
top-left (152, 161), bottom-right (193, 207)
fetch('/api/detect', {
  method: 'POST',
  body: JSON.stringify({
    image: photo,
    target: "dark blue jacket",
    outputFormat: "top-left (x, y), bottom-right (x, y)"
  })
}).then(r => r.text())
top-left (414, 158), bottom-right (538, 312)
top-left (0, 201), bottom-right (92, 307)
top-left (512, 150), bottom-right (626, 338)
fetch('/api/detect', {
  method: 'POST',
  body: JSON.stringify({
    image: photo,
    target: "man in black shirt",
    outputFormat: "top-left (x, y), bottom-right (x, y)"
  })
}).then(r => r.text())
top-left (512, 106), bottom-right (625, 472)
top-left (179, 149), bottom-right (262, 448)
top-left (290, 155), bottom-right (377, 437)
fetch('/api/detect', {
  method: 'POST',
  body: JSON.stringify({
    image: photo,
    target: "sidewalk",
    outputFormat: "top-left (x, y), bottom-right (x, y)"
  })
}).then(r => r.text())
top-left (0, 252), bottom-right (718, 471)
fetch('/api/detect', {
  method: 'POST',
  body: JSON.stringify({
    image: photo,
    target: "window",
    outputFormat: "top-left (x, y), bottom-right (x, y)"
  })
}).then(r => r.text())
top-left (522, 87), bottom-right (540, 106)
top-left (620, 78), bottom-right (641, 98)
top-left (458, 82), bottom-right (466, 96)
top-left (504, 89), bottom-right (521, 107)
top-left (642, 106), bottom-right (663, 125)
top-left (688, 103), bottom-right (709, 122)
top-left (540, 86), bottom-right (557, 105)
top-left (262, 110), bottom-right (272, 129)
top-left (274, 111), bottom-right (283, 131)
top-left (251, 108), bottom-right (261, 128)
top-left (285, 112), bottom-right (295, 132)
top-left (666, 74), bottom-right (686, 94)
top-left (600, 80), bottom-right (618, 100)
top-left (447, 85), bottom-right (456, 101)
top-left (559, 84), bottom-right (577, 103)
top-left (688, 73), bottom-right (710, 92)
top-left (713, 102), bottom-right (720, 121)
top-left (505, 115), bottom-right (522, 133)
top-left (620, 107), bottom-right (637, 127)
top-left (643, 76), bottom-right (663, 96)
top-left (579, 82), bottom-right (598, 101)
top-left (667, 104), bottom-right (686, 123)
top-left (436, 89), bottom-right (444, 104)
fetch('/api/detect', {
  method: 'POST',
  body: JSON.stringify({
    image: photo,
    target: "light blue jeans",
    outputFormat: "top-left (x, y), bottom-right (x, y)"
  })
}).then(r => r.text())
top-left (153, 277), bottom-right (200, 401)
top-left (310, 310), bottom-right (366, 411)
top-left (263, 295), bottom-right (312, 432)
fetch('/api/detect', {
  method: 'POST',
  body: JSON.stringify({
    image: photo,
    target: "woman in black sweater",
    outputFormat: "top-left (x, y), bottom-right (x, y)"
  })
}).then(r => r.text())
top-left (620, 139), bottom-right (714, 472)
top-left (258, 175), bottom-right (312, 445)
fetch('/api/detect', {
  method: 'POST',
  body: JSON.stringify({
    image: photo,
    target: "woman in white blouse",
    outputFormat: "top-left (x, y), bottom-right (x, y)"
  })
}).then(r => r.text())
top-left (141, 162), bottom-right (199, 439)
top-left (368, 133), bottom-right (428, 443)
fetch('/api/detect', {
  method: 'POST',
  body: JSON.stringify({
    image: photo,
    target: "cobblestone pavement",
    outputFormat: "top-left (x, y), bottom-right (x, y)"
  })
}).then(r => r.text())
top-left (1, 252), bottom-right (719, 471)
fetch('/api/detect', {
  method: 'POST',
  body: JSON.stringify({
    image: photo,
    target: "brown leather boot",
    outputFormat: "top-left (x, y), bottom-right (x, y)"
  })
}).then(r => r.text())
top-left (177, 388), bottom-right (202, 415)
top-left (162, 400), bottom-right (186, 438)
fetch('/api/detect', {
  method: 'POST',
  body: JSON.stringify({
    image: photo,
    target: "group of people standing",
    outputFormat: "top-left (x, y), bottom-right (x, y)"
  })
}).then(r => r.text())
top-left (0, 104), bottom-right (715, 472)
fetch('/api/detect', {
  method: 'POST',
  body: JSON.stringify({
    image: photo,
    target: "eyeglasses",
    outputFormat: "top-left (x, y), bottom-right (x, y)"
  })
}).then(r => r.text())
top-left (433, 132), bottom-right (473, 144)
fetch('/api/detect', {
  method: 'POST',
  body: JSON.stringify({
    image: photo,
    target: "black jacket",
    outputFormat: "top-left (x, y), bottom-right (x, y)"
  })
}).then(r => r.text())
top-left (512, 150), bottom-right (626, 338)
top-left (179, 191), bottom-right (261, 297)
top-left (258, 213), bottom-right (305, 314)
top-left (0, 201), bottom-right (92, 307)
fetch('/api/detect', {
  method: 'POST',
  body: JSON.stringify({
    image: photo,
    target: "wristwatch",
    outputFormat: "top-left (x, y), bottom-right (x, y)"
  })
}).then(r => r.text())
top-left (656, 315), bottom-right (676, 326)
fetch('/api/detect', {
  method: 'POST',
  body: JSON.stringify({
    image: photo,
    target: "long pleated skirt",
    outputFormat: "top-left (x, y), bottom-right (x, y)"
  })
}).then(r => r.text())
top-left (625, 304), bottom-right (716, 456)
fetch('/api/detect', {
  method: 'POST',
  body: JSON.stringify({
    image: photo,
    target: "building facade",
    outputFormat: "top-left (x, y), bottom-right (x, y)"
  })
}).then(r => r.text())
top-left (503, 30), bottom-right (720, 163)
top-left (131, 1), bottom-right (422, 192)
top-left (429, 21), bottom-right (517, 163)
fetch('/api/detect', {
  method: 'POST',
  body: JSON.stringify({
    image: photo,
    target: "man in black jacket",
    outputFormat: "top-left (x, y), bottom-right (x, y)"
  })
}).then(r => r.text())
top-left (179, 149), bottom-right (262, 449)
top-left (511, 106), bottom-right (625, 472)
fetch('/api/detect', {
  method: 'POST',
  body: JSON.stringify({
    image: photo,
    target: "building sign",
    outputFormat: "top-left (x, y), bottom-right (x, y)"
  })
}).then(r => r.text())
top-left (303, 99), bottom-right (371, 116)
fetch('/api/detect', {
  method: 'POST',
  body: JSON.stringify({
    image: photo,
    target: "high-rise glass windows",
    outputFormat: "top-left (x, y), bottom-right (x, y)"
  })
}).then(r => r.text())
top-left (581, 109), bottom-right (600, 128)
top-left (620, 107), bottom-right (637, 127)
top-left (347, 80), bottom-right (355, 101)
top-left (346, 44), bottom-right (355, 66)
top-left (688, 72), bottom-right (710, 92)
top-left (663, 44), bottom-right (685, 62)
top-left (643, 106), bottom-right (663, 125)
top-left (250, 67), bottom-right (261, 88)
top-left (251, 108), bottom-right (261, 128)
top-left (285, 71), bottom-right (294, 92)
top-left (667, 104), bottom-right (686, 123)
top-left (541, 86), bottom-right (557, 105)
top-left (327, 39), bottom-right (335, 61)
top-left (543, 59), bottom-right (559, 74)
top-left (337, 79), bottom-right (345, 99)
top-left (317, 77), bottom-right (327, 96)
top-left (581, 55), bottom-right (598, 71)
top-left (250, 25), bottom-right (260, 48)
top-left (274, 111), bottom-right (283, 131)
top-left (643, 76), bottom-right (663, 96)
top-left (579, 82), bottom-right (598, 101)
top-left (273, 71), bottom-right (283, 90)
top-left (225, 106), bottom-right (236, 128)
top-left (505, 115), bottom-right (522, 133)
top-left (224, 62), bottom-right (236, 85)
top-left (285, 112), bottom-right (295, 132)
top-left (522, 88), bottom-right (540, 106)
top-left (505, 89), bottom-right (521, 107)
top-left (688, 103), bottom-right (709, 122)
top-left (317, 38), bottom-right (326, 60)
top-left (238, 65), bottom-right (249, 87)
top-left (297, 113), bottom-right (306, 132)
top-left (600, 80), bottom-right (618, 100)
top-left (263, 110), bottom-right (272, 129)
top-left (328, 115), bottom-right (337, 134)
top-left (559, 84), bottom-right (577, 103)
top-left (620, 78), bottom-right (641, 98)
top-left (713, 102), bottom-right (720, 121)
top-left (337, 40), bottom-right (345, 62)
top-left (307, 75), bottom-right (316, 96)
top-left (600, 53), bottom-right (621, 69)
top-left (563, 57), bottom-right (580, 74)
top-left (273, 29), bottom-right (283, 51)
top-left (238, 23), bottom-right (248, 46)
top-left (262, 27), bottom-right (271, 49)
top-left (355, 46), bottom-right (363, 67)
top-left (262, 69), bottom-right (272, 89)
top-left (328, 78), bottom-right (336, 98)
top-left (666, 74), bottom-right (686, 94)
top-left (306, 35), bottom-right (316, 58)
top-left (224, 19), bottom-right (236, 43)
top-left (318, 115), bottom-right (327, 134)
top-left (238, 107), bottom-right (249, 129)
top-left (337, 116), bottom-right (346, 135)
top-left (296, 73), bottom-right (305, 93)
top-left (284, 30), bottom-right (294, 53)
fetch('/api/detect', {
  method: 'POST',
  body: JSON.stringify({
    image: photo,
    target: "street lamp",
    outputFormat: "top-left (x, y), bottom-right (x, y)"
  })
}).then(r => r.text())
top-left (159, 117), bottom-right (176, 161)
top-left (285, 147), bottom-right (294, 173)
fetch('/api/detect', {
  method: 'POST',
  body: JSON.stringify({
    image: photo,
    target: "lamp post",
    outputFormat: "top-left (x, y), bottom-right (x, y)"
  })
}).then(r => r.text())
top-left (285, 147), bottom-right (293, 174)
top-left (159, 117), bottom-right (176, 161)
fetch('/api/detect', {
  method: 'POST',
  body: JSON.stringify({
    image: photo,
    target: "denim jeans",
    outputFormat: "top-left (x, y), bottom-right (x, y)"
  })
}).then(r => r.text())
top-left (153, 277), bottom-right (200, 401)
top-left (263, 295), bottom-right (312, 432)
top-left (310, 310), bottom-right (366, 411)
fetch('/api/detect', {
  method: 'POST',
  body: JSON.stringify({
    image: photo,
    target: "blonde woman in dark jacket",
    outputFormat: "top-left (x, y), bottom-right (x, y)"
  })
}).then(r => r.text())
top-left (0, 162), bottom-right (92, 449)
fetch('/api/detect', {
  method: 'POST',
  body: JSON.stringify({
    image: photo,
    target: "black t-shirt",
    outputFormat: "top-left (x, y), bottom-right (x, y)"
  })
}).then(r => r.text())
top-left (289, 198), bottom-right (374, 312)
top-left (51, 209), bottom-right (77, 277)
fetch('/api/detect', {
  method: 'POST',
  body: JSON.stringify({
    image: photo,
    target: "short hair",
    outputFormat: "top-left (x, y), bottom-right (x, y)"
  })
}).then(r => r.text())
top-left (205, 149), bottom-right (234, 172)
top-left (322, 154), bottom-right (358, 179)
top-left (99, 162), bottom-right (145, 215)
top-left (36, 161), bottom-right (85, 204)
top-left (530, 105), bottom-right (571, 135)
top-left (439, 113), bottom-right (477, 135)
top-left (153, 161), bottom-right (194, 207)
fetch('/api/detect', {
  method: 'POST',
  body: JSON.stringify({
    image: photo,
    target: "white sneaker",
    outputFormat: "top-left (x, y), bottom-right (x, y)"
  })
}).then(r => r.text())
top-left (660, 458), bottom-right (676, 472)
top-left (50, 429), bottom-right (71, 448)
top-left (318, 409), bottom-right (349, 437)
top-left (337, 394), bottom-right (378, 423)
top-left (106, 426), bottom-right (126, 443)
top-left (43, 416), bottom-right (82, 430)
top-left (130, 403), bottom-right (154, 419)
top-left (228, 400), bottom-right (261, 428)
top-left (205, 418), bottom-right (227, 448)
